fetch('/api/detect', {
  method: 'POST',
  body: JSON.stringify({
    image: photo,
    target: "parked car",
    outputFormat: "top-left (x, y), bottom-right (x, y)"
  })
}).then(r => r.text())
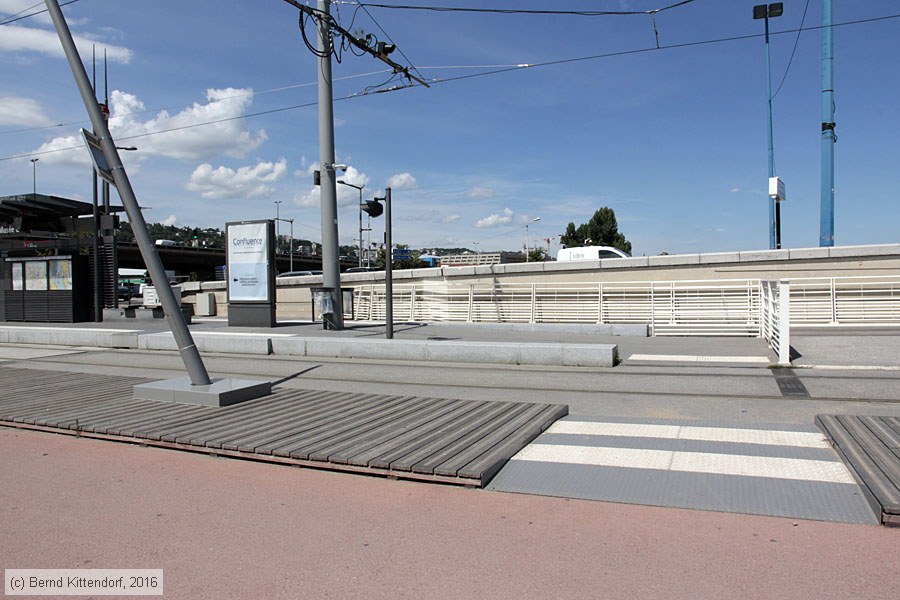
top-left (344, 266), bottom-right (380, 273)
top-left (117, 285), bottom-right (134, 302)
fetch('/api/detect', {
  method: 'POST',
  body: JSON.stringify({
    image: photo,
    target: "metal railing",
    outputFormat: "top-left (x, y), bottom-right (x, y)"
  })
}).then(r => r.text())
top-left (761, 280), bottom-right (791, 364)
top-left (353, 275), bottom-right (900, 337)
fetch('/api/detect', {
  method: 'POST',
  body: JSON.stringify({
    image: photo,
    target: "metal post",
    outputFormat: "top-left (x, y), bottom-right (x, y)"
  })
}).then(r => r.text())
top-left (820, 0), bottom-right (836, 247)
top-left (358, 188), bottom-right (364, 268)
top-left (764, 14), bottom-right (777, 250)
top-left (385, 187), bottom-right (393, 339)
top-left (30, 158), bottom-right (38, 195)
top-left (289, 218), bottom-right (294, 272)
top-left (45, 0), bottom-right (211, 386)
top-left (91, 170), bottom-right (101, 321)
top-left (317, 0), bottom-right (344, 329)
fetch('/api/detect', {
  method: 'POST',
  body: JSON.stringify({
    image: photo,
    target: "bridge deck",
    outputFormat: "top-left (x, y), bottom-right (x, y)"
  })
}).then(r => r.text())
top-left (816, 414), bottom-right (900, 526)
top-left (0, 366), bottom-right (566, 487)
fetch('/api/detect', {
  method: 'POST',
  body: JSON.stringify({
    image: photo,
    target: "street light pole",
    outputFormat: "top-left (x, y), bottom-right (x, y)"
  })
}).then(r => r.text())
top-left (754, 3), bottom-right (783, 250)
top-left (337, 179), bottom-right (364, 268)
top-left (30, 158), bottom-right (38, 196)
top-left (525, 217), bottom-right (541, 262)
top-left (274, 200), bottom-right (282, 240)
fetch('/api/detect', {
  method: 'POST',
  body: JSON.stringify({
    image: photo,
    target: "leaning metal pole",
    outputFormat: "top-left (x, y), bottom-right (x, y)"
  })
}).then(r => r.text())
top-left (45, 0), bottom-right (211, 385)
top-left (819, 0), bottom-right (836, 247)
top-left (317, 0), bottom-right (344, 328)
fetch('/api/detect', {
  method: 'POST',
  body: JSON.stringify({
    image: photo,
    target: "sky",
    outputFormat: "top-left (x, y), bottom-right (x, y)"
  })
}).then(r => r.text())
top-left (1, 0), bottom-right (898, 256)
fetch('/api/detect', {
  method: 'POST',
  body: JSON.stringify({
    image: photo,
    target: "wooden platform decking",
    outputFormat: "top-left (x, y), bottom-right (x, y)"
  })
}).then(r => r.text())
top-left (816, 414), bottom-right (900, 526)
top-left (0, 366), bottom-right (567, 487)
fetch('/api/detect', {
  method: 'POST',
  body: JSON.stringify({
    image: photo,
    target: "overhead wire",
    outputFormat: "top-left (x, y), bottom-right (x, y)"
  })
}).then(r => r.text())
top-left (771, 0), bottom-right (811, 101)
top-left (344, 1), bottom-right (698, 17)
top-left (0, 0), bottom-right (80, 26)
top-left (2, 10), bottom-right (899, 162)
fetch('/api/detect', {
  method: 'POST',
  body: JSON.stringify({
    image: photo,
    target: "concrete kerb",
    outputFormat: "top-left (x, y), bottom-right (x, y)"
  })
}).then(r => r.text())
top-left (0, 327), bottom-right (139, 349)
top-left (138, 332), bottom-right (273, 355)
top-left (0, 325), bottom-right (616, 367)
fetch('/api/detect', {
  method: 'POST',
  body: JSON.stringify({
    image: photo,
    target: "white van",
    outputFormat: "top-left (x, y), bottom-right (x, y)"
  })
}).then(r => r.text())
top-left (556, 246), bottom-right (630, 261)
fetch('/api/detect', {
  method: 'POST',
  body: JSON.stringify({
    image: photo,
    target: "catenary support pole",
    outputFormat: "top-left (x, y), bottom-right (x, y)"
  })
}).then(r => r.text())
top-left (45, 0), bottom-right (211, 386)
top-left (317, 0), bottom-right (344, 328)
top-left (385, 187), bottom-right (393, 339)
top-left (820, 0), bottom-right (835, 247)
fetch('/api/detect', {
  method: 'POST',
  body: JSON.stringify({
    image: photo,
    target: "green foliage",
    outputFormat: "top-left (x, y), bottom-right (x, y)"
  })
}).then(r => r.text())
top-left (526, 247), bottom-right (546, 263)
top-left (559, 207), bottom-right (632, 255)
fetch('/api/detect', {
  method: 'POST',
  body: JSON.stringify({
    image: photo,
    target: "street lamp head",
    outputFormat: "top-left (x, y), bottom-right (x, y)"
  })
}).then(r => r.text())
top-left (330, 163), bottom-right (349, 172)
top-left (116, 146), bottom-right (138, 151)
top-left (30, 158), bottom-right (39, 164)
top-left (531, 217), bottom-right (541, 223)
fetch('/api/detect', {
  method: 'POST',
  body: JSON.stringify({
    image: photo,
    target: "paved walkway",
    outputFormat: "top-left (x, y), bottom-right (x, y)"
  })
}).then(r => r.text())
top-left (489, 415), bottom-right (876, 524)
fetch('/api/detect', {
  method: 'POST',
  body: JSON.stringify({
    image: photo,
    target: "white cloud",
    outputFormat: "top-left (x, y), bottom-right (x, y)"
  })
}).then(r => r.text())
top-left (186, 159), bottom-right (287, 200)
top-left (468, 186), bottom-right (496, 198)
top-left (443, 214), bottom-right (461, 224)
top-left (161, 214), bottom-right (178, 226)
top-left (730, 187), bottom-right (741, 193)
top-left (293, 166), bottom-right (369, 208)
top-left (32, 87), bottom-right (267, 166)
top-left (0, 96), bottom-right (51, 127)
top-left (386, 172), bottom-right (417, 190)
top-left (0, 24), bottom-right (132, 63)
top-left (475, 208), bottom-right (514, 229)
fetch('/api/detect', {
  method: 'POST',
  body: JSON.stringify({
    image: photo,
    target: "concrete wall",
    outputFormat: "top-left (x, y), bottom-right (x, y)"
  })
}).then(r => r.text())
top-left (179, 243), bottom-right (900, 320)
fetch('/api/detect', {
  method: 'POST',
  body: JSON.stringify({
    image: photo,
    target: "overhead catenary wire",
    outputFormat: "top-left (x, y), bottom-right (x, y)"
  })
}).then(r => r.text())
top-left (771, 0), bottom-right (811, 101)
top-left (2, 11), bottom-right (899, 163)
top-left (345, 1), bottom-right (698, 17)
top-left (0, 0), bottom-right (80, 26)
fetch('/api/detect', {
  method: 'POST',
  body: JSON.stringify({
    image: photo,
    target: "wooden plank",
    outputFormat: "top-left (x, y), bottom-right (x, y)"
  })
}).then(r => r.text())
top-left (305, 397), bottom-right (454, 463)
top-left (369, 401), bottom-right (517, 471)
top-left (839, 416), bottom-right (900, 505)
top-left (177, 395), bottom-right (323, 446)
top-left (220, 392), bottom-right (379, 452)
top-left (158, 395), bottom-right (303, 444)
top-left (409, 403), bottom-right (533, 475)
top-left (817, 415), bottom-right (894, 524)
top-left (458, 404), bottom-right (568, 484)
top-left (869, 417), bottom-right (900, 451)
top-left (78, 401), bottom-right (190, 434)
top-left (263, 395), bottom-right (416, 457)
top-left (335, 400), bottom-right (483, 467)
top-left (144, 392), bottom-right (304, 442)
top-left (288, 396), bottom-right (440, 461)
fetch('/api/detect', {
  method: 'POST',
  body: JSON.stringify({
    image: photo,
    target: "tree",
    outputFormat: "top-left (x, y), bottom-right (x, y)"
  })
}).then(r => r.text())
top-left (559, 207), bottom-right (632, 255)
top-left (526, 247), bottom-right (546, 263)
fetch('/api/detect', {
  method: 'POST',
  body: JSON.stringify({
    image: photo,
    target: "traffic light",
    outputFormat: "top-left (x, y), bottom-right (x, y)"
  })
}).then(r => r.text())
top-left (192, 228), bottom-right (199, 240)
top-left (362, 199), bottom-right (383, 218)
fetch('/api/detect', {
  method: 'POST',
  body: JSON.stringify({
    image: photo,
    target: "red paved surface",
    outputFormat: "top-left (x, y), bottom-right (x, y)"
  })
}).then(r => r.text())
top-left (1, 426), bottom-right (897, 600)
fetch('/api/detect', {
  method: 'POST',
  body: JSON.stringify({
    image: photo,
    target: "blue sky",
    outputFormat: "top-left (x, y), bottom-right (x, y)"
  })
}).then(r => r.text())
top-left (1, 0), bottom-right (898, 255)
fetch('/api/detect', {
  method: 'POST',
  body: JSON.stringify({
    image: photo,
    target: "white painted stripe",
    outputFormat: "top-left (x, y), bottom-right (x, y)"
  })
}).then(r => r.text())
top-left (190, 331), bottom-right (296, 338)
top-left (513, 444), bottom-right (856, 484)
top-left (628, 353), bottom-right (770, 363)
top-left (547, 421), bottom-right (830, 449)
top-left (797, 364), bottom-right (900, 372)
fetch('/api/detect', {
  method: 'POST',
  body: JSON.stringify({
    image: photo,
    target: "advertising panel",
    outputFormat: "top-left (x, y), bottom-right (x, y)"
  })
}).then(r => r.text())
top-left (227, 221), bottom-right (270, 302)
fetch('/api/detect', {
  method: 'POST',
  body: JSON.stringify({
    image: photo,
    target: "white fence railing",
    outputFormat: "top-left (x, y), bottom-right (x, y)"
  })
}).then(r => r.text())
top-left (761, 280), bottom-right (791, 365)
top-left (355, 279), bottom-right (764, 337)
top-left (789, 276), bottom-right (900, 326)
top-left (354, 275), bottom-right (900, 341)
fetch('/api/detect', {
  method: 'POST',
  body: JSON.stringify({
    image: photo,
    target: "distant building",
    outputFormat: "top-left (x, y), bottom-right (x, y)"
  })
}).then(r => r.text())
top-left (439, 251), bottom-right (525, 267)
